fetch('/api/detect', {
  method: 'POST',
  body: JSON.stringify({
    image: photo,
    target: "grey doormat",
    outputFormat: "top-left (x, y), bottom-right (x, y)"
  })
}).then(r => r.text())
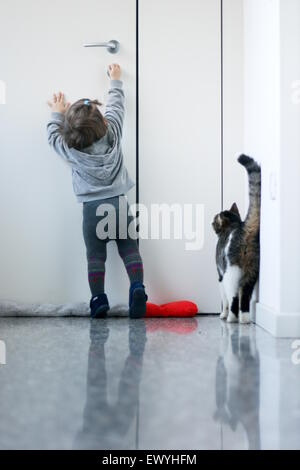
top-left (0, 300), bottom-right (129, 317)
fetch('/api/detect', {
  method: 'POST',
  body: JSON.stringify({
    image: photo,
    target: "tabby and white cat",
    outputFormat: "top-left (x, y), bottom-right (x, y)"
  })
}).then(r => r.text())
top-left (212, 155), bottom-right (261, 324)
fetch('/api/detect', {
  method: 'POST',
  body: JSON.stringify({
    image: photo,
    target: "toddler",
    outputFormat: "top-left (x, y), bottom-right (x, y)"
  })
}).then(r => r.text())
top-left (47, 64), bottom-right (147, 318)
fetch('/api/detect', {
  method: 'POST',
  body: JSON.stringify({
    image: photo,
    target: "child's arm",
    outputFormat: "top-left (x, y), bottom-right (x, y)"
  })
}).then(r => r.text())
top-left (104, 64), bottom-right (125, 137)
top-left (47, 92), bottom-right (71, 160)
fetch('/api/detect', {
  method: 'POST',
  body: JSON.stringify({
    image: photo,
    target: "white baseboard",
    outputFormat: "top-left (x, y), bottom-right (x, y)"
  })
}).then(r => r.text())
top-left (256, 302), bottom-right (300, 338)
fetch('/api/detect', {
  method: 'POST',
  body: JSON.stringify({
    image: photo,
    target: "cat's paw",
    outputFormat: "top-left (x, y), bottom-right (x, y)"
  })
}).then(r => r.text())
top-left (239, 312), bottom-right (251, 324)
top-left (220, 310), bottom-right (228, 320)
top-left (227, 312), bottom-right (238, 323)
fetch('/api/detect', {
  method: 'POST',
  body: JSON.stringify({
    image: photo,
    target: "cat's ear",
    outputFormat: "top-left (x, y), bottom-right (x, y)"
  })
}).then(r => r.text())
top-left (230, 203), bottom-right (241, 219)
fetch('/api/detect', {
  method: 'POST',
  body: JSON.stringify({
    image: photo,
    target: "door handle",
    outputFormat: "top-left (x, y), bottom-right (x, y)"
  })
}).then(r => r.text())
top-left (83, 39), bottom-right (120, 54)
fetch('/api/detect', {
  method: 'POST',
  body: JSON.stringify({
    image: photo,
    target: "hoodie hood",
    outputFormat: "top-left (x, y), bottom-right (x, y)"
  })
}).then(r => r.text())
top-left (68, 123), bottom-right (123, 186)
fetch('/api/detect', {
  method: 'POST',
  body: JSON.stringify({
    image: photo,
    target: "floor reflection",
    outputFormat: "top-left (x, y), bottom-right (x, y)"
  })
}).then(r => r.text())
top-left (74, 319), bottom-right (146, 450)
top-left (214, 324), bottom-right (261, 450)
top-left (1, 316), bottom-right (299, 449)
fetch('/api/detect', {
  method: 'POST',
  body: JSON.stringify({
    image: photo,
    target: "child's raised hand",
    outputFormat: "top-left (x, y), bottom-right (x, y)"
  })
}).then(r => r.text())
top-left (108, 64), bottom-right (121, 81)
top-left (48, 92), bottom-right (70, 114)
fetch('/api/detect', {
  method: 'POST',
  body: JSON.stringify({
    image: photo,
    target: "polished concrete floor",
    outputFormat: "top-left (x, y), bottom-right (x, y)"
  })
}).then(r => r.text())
top-left (0, 316), bottom-right (299, 450)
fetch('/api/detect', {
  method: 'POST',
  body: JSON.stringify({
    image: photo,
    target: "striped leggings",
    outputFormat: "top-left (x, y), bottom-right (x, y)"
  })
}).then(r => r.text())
top-left (82, 195), bottom-right (144, 296)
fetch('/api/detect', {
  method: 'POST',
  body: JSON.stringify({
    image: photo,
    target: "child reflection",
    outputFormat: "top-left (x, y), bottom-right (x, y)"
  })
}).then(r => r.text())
top-left (74, 319), bottom-right (146, 450)
top-left (214, 324), bottom-right (261, 450)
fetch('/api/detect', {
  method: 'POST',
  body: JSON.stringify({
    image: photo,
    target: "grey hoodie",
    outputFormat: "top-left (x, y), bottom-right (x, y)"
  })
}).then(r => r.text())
top-left (47, 80), bottom-right (134, 203)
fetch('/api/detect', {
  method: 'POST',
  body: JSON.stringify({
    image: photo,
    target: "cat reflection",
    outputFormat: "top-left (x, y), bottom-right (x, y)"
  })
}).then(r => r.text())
top-left (74, 319), bottom-right (146, 450)
top-left (214, 324), bottom-right (261, 450)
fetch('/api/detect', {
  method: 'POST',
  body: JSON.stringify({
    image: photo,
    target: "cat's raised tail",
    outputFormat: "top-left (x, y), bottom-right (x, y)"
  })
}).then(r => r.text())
top-left (238, 154), bottom-right (261, 231)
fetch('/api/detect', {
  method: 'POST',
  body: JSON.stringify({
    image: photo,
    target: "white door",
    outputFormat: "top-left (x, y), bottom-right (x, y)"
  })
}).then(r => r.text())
top-left (139, 0), bottom-right (221, 312)
top-left (0, 0), bottom-right (136, 306)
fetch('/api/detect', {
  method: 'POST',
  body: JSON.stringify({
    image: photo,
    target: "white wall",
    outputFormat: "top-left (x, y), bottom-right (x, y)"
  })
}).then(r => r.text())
top-left (280, 0), bottom-right (300, 315)
top-left (244, 0), bottom-right (300, 337)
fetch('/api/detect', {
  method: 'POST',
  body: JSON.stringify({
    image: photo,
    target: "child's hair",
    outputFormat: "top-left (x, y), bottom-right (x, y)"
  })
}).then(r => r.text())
top-left (61, 99), bottom-right (107, 150)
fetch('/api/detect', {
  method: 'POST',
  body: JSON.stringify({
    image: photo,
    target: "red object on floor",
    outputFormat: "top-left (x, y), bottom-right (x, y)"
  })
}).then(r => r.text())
top-left (145, 301), bottom-right (198, 318)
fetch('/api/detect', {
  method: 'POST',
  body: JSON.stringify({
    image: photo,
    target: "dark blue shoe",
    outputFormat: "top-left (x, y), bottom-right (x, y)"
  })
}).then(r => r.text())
top-left (90, 294), bottom-right (110, 319)
top-left (129, 282), bottom-right (148, 319)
